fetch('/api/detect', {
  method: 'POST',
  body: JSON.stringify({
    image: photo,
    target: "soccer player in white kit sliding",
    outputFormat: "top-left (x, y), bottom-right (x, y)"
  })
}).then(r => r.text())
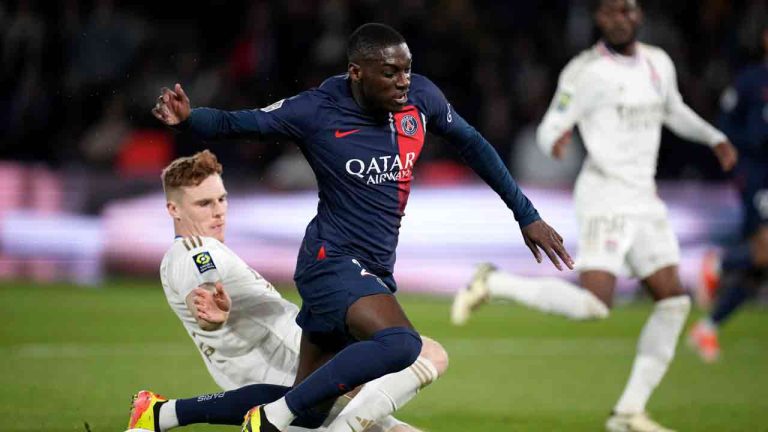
top-left (451, 1), bottom-right (738, 431)
top-left (127, 150), bottom-right (448, 432)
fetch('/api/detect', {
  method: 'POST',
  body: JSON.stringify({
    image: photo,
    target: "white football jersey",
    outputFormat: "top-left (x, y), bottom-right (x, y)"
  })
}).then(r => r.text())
top-left (537, 41), bottom-right (726, 216)
top-left (160, 236), bottom-right (301, 390)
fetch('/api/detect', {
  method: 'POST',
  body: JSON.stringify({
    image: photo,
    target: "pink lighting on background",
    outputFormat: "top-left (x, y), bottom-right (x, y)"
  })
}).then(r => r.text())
top-left (0, 176), bottom-right (741, 294)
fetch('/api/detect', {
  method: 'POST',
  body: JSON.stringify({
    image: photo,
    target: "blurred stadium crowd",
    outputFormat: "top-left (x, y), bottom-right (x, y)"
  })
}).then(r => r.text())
top-left (2, 0), bottom-right (767, 212)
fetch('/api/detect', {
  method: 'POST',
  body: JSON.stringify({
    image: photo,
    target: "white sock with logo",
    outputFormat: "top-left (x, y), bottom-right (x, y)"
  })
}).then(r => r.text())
top-left (326, 356), bottom-right (439, 432)
top-left (614, 295), bottom-right (691, 414)
top-left (486, 272), bottom-right (609, 320)
top-left (158, 400), bottom-right (179, 431)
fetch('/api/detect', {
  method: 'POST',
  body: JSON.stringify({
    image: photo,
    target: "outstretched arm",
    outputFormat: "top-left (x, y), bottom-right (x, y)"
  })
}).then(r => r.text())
top-left (442, 109), bottom-right (574, 270)
top-left (152, 85), bottom-right (320, 140)
top-left (413, 75), bottom-right (574, 269)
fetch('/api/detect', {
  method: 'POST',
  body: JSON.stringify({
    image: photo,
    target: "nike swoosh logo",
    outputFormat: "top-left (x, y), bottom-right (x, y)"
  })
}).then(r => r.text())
top-left (335, 129), bottom-right (360, 138)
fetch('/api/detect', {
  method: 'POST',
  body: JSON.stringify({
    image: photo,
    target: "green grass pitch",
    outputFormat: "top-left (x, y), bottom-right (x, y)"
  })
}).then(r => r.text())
top-left (1, 280), bottom-right (766, 431)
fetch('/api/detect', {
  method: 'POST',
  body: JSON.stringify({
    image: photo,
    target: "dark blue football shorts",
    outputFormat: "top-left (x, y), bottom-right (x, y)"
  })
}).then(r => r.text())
top-left (293, 241), bottom-right (397, 345)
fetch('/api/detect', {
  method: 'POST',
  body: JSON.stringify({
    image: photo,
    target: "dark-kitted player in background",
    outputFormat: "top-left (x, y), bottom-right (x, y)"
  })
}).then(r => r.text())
top-left (690, 25), bottom-right (768, 363)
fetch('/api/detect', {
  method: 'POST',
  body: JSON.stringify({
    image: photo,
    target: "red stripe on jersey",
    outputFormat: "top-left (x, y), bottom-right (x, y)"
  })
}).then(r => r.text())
top-left (393, 106), bottom-right (425, 214)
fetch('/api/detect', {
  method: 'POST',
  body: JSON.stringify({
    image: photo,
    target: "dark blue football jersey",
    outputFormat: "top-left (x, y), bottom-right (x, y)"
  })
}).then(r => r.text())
top-left (185, 73), bottom-right (540, 274)
top-left (720, 64), bottom-right (768, 159)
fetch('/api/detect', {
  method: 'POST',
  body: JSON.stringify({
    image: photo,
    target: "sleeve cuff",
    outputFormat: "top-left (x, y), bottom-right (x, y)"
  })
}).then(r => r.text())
top-left (517, 211), bottom-right (541, 228)
top-left (707, 130), bottom-right (727, 147)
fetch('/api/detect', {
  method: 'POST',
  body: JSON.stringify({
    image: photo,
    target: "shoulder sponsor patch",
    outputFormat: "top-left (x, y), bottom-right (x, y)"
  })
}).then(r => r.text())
top-left (193, 251), bottom-right (216, 274)
top-left (556, 92), bottom-right (572, 111)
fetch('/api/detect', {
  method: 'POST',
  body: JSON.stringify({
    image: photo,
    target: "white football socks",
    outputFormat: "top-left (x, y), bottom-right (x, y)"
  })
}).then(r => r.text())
top-left (614, 295), bottom-right (691, 414)
top-left (326, 356), bottom-right (439, 432)
top-left (158, 400), bottom-right (178, 431)
top-left (486, 272), bottom-right (609, 320)
top-left (264, 397), bottom-right (296, 430)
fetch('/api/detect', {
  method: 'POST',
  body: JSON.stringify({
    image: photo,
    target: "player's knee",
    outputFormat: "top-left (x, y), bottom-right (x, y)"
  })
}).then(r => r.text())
top-left (419, 336), bottom-right (449, 376)
top-left (374, 327), bottom-right (422, 372)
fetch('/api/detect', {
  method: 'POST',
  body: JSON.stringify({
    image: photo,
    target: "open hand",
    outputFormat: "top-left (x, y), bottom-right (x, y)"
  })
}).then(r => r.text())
top-left (521, 219), bottom-right (574, 271)
top-left (152, 83), bottom-right (191, 126)
top-left (192, 282), bottom-right (231, 324)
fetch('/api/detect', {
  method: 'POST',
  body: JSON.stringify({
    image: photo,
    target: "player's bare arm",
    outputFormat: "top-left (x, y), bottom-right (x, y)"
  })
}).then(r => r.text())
top-left (152, 83), bottom-right (191, 126)
top-left (521, 219), bottom-right (574, 271)
top-left (185, 281), bottom-right (230, 330)
top-left (712, 140), bottom-right (738, 172)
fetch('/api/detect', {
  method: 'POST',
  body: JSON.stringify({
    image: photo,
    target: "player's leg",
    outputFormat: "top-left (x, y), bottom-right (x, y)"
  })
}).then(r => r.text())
top-left (696, 187), bottom-right (761, 307)
top-left (244, 329), bottom-right (353, 431)
top-left (710, 225), bottom-right (768, 326)
top-left (128, 331), bottom-right (341, 431)
top-left (286, 331), bottom-right (347, 428)
top-left (608, 215), bottom-right (688, 431)
top-left (325, 336), bottom-right (448, 432)
top-left (451, 264), bottom-right (609, 325)
top-left (579, 270), bottom-right (617, 308)
top-left (451, 214), bottom-right (628, 324)
top-left (608, 265), bottom-right (688, 432)
top-left (256, 258), bottom-right (422, 431)
top-left (128, 336), bottom-right (349, 432)
top-left (264, 294), bottom-right (420, 428)
top-left (127, 384), bottom-right (292, 431)
top-left (691, 171), bottom-right (768, 361)
top-left (129, 334), bottom-right (363, 432)
top-left (691, 225), bottom-right (768, 362)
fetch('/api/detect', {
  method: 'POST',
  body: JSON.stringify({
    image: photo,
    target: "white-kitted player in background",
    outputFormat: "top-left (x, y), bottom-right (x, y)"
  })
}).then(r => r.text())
top-left (451, 1), bottom-right (737, 431)
top-left (127, 149), bottom-right (448, 432)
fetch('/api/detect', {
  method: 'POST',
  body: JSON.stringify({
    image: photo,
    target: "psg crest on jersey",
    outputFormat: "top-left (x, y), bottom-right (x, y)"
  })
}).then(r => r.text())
top-left (400, 114), bottom-right (418, 136)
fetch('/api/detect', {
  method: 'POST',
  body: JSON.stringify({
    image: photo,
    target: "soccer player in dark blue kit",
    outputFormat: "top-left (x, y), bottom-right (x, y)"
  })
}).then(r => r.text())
top-left (153, 23), bottom-right (573, 431)
top-left (689, 26), bottom-right (768, 363)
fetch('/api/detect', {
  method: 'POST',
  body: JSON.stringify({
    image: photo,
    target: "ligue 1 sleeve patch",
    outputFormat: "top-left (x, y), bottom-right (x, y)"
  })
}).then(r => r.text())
top-left (193, 251), bottom-right (216, 274)
top-left (556, 92), bottom-right (572, 111)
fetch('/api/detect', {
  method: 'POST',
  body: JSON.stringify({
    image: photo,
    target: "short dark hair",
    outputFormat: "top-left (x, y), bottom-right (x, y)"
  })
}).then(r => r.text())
top-left (347, 23), bottom-right (406, 63)
top-left (591, 0), bottom-right (640, 12)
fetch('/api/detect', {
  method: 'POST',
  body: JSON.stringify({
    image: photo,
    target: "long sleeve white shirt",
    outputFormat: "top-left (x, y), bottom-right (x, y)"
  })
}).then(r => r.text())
top-left (160, 236), bottom-right (301, 390)
top-left (537, 41), bottom-right (726, 216)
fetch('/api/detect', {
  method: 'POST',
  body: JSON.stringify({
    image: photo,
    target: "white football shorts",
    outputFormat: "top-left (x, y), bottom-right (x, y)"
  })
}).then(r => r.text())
top-left (576, 213), bottom-right (680, 279)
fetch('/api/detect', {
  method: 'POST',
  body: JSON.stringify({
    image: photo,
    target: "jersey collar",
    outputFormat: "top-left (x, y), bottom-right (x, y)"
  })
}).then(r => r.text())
top-left (597, 40), bottom-right (641, 66)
